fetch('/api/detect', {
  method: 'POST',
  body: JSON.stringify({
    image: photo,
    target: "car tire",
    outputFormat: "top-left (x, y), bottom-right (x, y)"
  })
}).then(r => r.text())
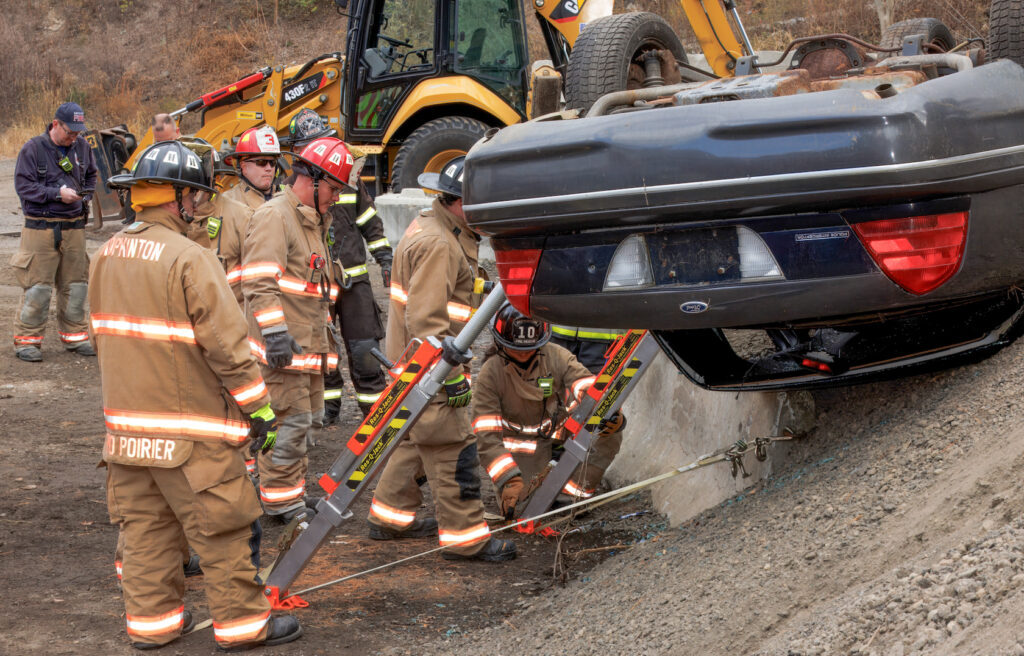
top-left (879, 17), bottom-right (956, 54)
top-left (990, 0), bottom-right (1024, 65)
top-left (564, 12), bottom-right (688, 115)
top-left (390, 116), bottom-right (489, 193)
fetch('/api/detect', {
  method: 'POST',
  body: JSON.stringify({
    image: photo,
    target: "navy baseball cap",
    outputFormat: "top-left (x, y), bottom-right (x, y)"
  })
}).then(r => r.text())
top-left (55, 102), bottom-right (86, 131)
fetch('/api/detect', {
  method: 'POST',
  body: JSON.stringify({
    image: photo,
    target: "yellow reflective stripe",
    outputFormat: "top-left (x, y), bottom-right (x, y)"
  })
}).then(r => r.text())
top-left (356, 391), bottom-right (382, 404)
top-left (355, 207), bottom-right (377, 225)
top-left (367, 237), bottom-right (390, 251)
top-left (323, 388), bottom-right (343, 400)
top-left (552, 325), bottom-right (623, 341)
top-left (336, 193), bottom-right (357, 204)
top-left (344, 264), bottom-right (369, 277)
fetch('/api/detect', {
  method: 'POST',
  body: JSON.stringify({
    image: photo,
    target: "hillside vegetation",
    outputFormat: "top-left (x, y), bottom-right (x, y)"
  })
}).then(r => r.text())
top-left (0, 0), bottom-right (991, 157)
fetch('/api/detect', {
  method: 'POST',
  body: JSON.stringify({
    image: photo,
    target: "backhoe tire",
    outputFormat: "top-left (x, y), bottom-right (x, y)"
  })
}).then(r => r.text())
top-left (103, 135), bottom-right (131, 174)
top-left (990, 0), bottom-right (1024, 66)
top-left (564, 12), bottom-right (688, 115)
top-left (879, 17), bottom-right (956, 54)
top-left (390, 116), bottom-right (489, 193)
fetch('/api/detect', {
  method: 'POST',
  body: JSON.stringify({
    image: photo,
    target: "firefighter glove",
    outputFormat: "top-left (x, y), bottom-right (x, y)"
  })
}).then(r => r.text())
top-left (598, 410), bottom-right (626, 436)
top-left (265, 330), bottom-right (303, 369)
top-left (500, 476), bottom-right (524, 519)
top-left (248, 403), bottom-right (278, 456)
top-left (380, 263), bottom-right (391, 289)
top-left (444, 374), bottom-right (472, 407)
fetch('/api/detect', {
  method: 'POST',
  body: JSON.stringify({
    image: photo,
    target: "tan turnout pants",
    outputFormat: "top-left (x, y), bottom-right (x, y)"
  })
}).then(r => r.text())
top-left (257, 369), bottom-right (324, 515)
top-left (10, 222), bottom-right (89, 348)
top-left (106, 441), bottom-right (270, 649)
top-left (369, 401), bottom-right (490, 556)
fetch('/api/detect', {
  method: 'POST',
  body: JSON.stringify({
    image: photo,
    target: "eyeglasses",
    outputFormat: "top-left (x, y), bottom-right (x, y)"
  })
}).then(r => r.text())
top-left (247, 158), bottom-right (277, 168)
top-left (59, 121), bottom-right (82, 137)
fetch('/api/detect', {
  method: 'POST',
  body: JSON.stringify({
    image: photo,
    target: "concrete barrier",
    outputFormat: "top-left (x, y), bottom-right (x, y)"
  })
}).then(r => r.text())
top-left (374, 189), bottom-right (495, 263)
top-left (611, 351), bottom-right (815, 526)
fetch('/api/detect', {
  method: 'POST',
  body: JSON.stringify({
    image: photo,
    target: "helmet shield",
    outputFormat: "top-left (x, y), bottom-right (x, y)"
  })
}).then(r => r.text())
top-left (490, 302), bottom-right (551, 351)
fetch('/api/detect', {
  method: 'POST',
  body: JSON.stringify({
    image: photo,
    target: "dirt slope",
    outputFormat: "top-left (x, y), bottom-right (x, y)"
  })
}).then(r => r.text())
top-left (417, 333), bottom-right (1024, 654)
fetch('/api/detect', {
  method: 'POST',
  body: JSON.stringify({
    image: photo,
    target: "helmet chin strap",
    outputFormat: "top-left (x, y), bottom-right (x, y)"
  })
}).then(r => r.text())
top-left (312, 173), bottom-right (322, 216)
top-left (175, 187), bottom-right (196, 224)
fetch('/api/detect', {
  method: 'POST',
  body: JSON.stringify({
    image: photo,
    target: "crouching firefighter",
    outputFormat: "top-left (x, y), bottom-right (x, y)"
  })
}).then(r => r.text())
top-left (241, 137), bottom-right (346, 523)
top-left (11, 102), bottom-right (98, 361)
top-left (91, 140), bottom-right (302, 651)
top-left (473, 303), bottom-right (625, 516)
top-left (367, 156), bottom-right (516, 561)
top-left (284, 110), bottom-right (391, 421)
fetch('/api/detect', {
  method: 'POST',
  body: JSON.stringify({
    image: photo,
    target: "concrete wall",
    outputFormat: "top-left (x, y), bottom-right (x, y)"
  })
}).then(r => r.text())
top-left (375, 189), bottom-right (495, 263)
top-left (612, 352), bottom-right (815, 526)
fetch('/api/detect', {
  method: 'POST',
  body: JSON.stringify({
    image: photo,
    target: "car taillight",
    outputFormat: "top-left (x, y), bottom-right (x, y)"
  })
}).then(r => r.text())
top-left (851, 211), bottom-right (968, 295)
top-left (495, 248), bottom-right (542, 315)
top-left (603, 234), bottom-right (654, 290)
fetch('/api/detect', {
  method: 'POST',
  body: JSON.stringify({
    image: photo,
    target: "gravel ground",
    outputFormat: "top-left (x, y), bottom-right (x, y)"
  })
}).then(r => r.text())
top-left (403, 330), bottom-right (1024, 655)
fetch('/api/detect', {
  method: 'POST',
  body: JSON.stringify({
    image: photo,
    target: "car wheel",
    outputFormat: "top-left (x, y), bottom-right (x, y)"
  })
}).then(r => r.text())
top-left (390, 116), bottom-right (489, 192)
top-left (990, 0), bottom-right (1024, 65)
top-left (564, 12), bottom-right (688, 115)
top-left (879, 17), bottom-right (956, 55)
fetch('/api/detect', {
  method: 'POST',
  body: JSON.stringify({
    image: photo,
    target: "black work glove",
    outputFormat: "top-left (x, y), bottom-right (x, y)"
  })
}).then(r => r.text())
top-left (264, 331), bottom-right (303, 369)
top-left (380, 263), bottom-right (392, 289)
top-left (248, 403), bottom-right (278, 457)
top-left (444, 374), bottom-right (472, 407)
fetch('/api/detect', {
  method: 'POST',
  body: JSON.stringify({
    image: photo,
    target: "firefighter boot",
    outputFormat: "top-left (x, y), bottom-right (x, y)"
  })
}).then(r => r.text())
top-left (131, 609), bottom-right (195, 650)
top-left (368, 517), bottom-right (439, 540)
top-left (216, 614), bottom-right (303, 652)
top-left (15, 346), bottom-right (42, 362)
top-left (442, 537), bottom-right (517, 562)
top-left (183, 554), bottom-right (203, 578)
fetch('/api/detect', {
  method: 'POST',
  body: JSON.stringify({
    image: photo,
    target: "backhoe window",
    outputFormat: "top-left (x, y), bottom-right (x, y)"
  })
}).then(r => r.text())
top-left (453, 0), bottom-right (527, 113)
top-left (364, 0), bottom-right (436, 77)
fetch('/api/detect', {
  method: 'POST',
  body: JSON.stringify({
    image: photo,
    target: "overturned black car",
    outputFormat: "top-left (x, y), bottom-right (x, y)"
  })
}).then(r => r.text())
top-left (463, 38), bottom-right (1024, 390)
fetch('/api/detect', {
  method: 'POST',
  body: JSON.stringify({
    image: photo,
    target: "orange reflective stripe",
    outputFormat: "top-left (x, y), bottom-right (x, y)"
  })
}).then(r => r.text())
top-left (439, 522), bottom-right (490, 547)
top-left (59, 330), bottom-right (90, 343)
top-left (472, 415), bottom-right (503, 433)
top-left (487, 454), bottom-right (517, 481)
top-left (14, 335), bottom-right (43, 345)
top-left (259, 483), bottom-right (305, 503)
top-left (225, 266), bottom-right (243, 285)
top-left (571, 375), bottom-right (596, 401)
top-left (126, 605), bottom-right (184, 637)
top-left (104, 409), bottom-right (250, 443)
top-left (447, 301), bottom-right (473, 322)
top-left (370, 499), bottom-right (416, 527)
top-left (91, 314), bottom-right (197, 344)
top-left (213, 610), bottom-right (271, 644)
top-left (390, 283), bottom-right (408, 304)
top-left (253, 306), bottom-right (285, 327)
top-left (503, 438), bottom-right (537, 454)
top-left (248, 339), bottom-right (325, 372)
top-left (562, 480), bottom-right (594, 498)
top-left (239, 261), bottom-right (284, 280)
top-left (229, 377), bottom-right (267, 405)
top-left (114, 560), bottom-right (123, 580)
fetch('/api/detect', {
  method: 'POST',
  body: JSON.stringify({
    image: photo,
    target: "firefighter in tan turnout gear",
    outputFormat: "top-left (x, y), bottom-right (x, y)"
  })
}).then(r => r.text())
top-left (218, 126), bottom-right (282, 305)
top-left (367, 156), bottom-right (516, 561)
top-left (241, 137), bottom-right (345, 522)
top-left (285, 109), bottom-right (392, 422)
top-left (473, 303), bottom-right (625, 516)
top-left (91, 140), bottom-right (302, 651)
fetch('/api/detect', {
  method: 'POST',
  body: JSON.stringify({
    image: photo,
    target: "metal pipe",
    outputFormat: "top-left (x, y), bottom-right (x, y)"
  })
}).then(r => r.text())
top-left (874, 53), bottom-right (973, 73)
top-left (587, 79), bottom-right (712, 117)
top-left (723, 0), bottom-right (757, 61)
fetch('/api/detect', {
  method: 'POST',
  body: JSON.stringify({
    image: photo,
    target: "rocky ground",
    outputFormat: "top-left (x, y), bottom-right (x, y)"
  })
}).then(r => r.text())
top-left (3, 156), bottom-right (1024, 655)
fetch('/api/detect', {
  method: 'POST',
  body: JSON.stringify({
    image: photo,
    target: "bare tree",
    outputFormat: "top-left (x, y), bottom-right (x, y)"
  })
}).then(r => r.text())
top-left (873, 0), bottom-right (896, 31)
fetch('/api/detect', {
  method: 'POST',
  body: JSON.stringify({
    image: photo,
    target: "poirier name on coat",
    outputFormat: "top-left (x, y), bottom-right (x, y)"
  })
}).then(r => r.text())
top-left (106, 434), bottom-right (178, 461)
top-left (102, 236), bottom-right (167, 262)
